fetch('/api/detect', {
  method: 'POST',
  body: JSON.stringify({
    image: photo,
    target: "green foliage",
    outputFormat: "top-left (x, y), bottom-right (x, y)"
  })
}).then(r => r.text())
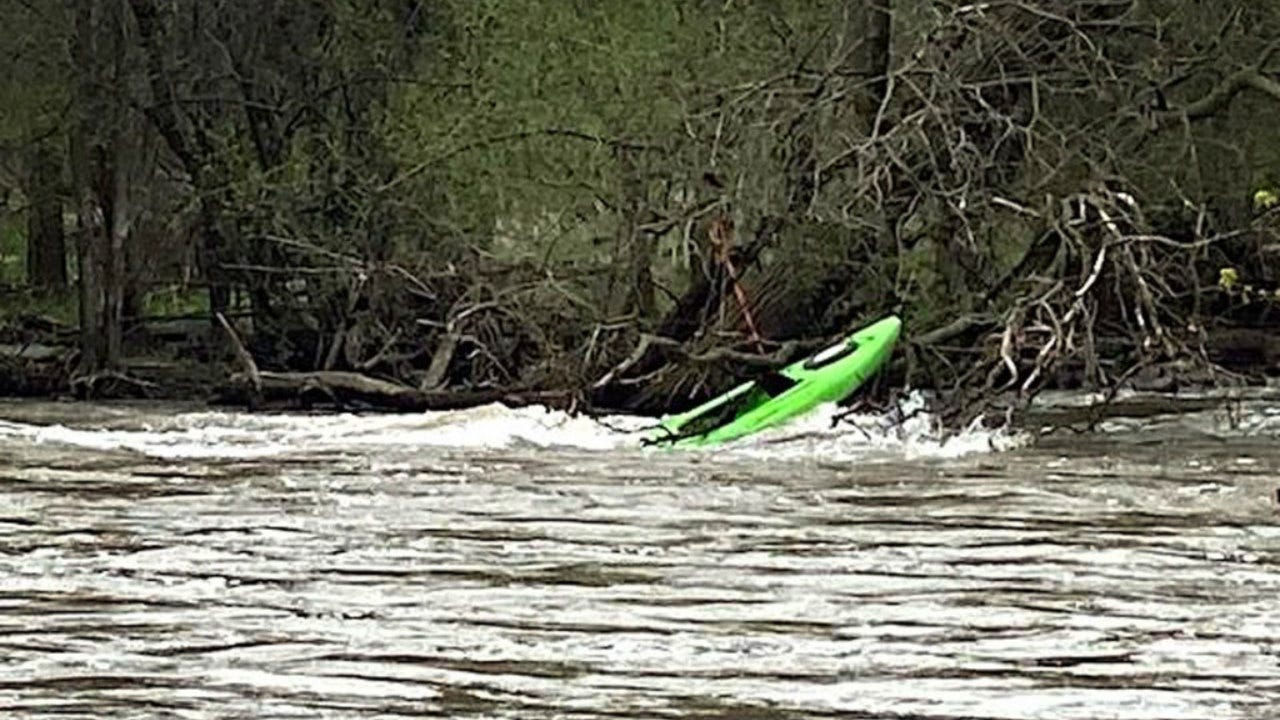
top-left (142, 286), bottom-right (210, 318)
top-left (387, 1), bottom-right (816, 253)
top-left (1218, 267), bottom-right (1280, 304)
top-left (0, 288), bottom-right (78, 324)
top-left (1256, 188), bottom-right (1279, 211)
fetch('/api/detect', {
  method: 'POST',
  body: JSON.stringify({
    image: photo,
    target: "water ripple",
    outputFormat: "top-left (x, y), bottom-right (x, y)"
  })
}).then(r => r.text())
top-left (1, 401), bottom-right (1279, 719)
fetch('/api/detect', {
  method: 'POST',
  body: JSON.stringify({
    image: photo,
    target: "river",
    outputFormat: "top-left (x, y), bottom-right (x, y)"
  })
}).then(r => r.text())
top-left (1, 392), bottom-right (1278, 719)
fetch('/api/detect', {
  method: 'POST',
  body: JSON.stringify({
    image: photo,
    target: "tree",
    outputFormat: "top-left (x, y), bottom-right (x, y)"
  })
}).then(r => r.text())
top-left (25, 141), bottom-right (66, 291)
top-left (0, 1), bottom-right (69, 294)
top-left (67, 0), bottom-right (132, 372)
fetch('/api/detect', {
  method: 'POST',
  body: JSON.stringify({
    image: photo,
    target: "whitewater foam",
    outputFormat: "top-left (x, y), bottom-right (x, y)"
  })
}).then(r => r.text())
top-left (0, 392), bottom-right (1025, 462)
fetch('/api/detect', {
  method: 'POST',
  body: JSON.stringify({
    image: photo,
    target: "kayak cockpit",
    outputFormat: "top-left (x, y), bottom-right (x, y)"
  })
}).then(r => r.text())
top-left (644, 369), bottom-right (800, 446)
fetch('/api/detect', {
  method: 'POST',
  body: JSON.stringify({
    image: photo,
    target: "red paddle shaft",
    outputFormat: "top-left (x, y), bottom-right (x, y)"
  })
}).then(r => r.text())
top-left (709, 216), bottom-right (765, 354)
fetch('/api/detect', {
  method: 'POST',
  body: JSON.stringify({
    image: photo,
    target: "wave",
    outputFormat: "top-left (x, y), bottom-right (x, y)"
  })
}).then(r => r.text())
top-left (0, 392), bottom-right (1025, 462)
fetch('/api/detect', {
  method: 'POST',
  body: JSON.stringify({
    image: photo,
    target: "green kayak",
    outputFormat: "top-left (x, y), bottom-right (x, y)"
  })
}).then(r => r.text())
top-left (645, 315), bottom-right (901, 448)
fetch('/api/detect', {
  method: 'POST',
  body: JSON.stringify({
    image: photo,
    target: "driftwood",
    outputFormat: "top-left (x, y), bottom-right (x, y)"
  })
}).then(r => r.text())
top-left (912, 314), bottom-right (997, 347)
top-left (0, 342), bottom-right (71, 362)
top-left (593, 333), bottom-right (809, 390)
top-left (208, 305), bottom-right (577, 412)
top-left (0, 349), bottom-right (74, 397)
top-left (70, 370), bottom-right (161, 400)
top-left (420, 330), bottom-right (460, 390)
top-left (0, 313), bottom-right (78, 397)
top-left (216, 312), bottom-right (262, 407)
top-left (216, 369), bottom-right (571, 412)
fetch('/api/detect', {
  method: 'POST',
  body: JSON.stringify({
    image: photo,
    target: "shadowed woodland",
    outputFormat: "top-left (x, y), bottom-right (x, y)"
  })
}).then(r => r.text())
top-left (3, 1), bottom-right (1280, 423)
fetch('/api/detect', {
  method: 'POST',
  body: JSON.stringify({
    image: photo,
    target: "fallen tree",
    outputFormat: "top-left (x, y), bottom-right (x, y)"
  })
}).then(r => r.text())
top-left (212, 370), bottom-right (574, 412)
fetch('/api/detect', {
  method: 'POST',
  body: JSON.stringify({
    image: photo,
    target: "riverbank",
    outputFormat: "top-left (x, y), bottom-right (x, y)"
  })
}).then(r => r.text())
top-left (0, 312), bottom-right (220, 402)
top-left (4, 307), bottom-right (1278, 430)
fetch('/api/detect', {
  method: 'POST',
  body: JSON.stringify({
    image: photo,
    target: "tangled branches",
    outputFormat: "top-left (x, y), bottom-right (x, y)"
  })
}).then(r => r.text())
top-left (954, 187), bottom-right (1223, 421)
top-left (154, 1), bottom-right (1280, 421)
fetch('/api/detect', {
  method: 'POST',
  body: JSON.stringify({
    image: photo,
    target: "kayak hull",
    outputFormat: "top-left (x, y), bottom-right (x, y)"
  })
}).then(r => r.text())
top-left (647, 315), bottom-right (902, 448)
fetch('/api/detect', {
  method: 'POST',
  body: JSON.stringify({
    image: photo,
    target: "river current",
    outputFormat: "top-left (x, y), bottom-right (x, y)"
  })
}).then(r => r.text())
top-left (1, 392), bottom-right (1278, 719)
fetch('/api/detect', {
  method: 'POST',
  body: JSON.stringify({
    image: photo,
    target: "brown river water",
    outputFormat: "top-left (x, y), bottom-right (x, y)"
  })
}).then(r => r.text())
top-left (1, 392), bottom-right (1278, 719)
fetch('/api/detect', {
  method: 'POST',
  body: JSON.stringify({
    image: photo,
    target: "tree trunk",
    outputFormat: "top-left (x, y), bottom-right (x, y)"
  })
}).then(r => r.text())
top-left (105, 140), bottom-right (128, 366)
top-left (70, 0), bottom-right (103, 372)
top-left (628, 234), bottom-right (657, 319)
top-left (611, 149), bottom-right (654, 318)
top-left (72, 161), bottom-right (106, 372)
top-left (72, 141), bottom-right (124, 374)
top-left (25, 143), bottom-right (67, 292)
top-left (69, 0), bottom-right (129, 373)
top-left (197, 199), bottom-right (231, 320)
top-left (1196, 114), bottom-right (1252, 255)
top-left (128, 0), bottom-right (231, 325)
top-left (101, 0), bottom-right (131, 368)
top-left (843, 1), bottom-right (893, 119)
top-left (854, 0), bottom-right (893, 122)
